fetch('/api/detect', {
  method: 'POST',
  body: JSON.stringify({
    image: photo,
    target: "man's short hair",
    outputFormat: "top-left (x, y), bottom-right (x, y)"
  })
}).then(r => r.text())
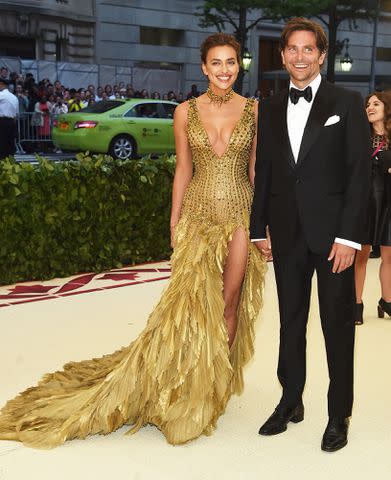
top-left (280, 17), bottom-right (328, 54)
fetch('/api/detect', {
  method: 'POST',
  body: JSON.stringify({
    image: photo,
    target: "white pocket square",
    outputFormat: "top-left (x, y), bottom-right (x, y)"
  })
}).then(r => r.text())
top-left (324, 115), bottom-right (340, 126)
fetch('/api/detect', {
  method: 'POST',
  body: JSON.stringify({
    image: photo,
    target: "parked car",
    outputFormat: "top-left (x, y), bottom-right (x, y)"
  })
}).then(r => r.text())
top-left (52, 99), bottom-right (178, 159)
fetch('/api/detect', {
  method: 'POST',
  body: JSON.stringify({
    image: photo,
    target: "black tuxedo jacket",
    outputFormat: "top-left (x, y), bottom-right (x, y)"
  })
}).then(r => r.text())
top-left (250, 79), bottom-right (371, 255)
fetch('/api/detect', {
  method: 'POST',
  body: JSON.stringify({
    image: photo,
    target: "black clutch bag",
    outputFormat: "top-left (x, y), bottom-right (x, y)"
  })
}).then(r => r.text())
top-left (377, 150), bottom-right (391, 174)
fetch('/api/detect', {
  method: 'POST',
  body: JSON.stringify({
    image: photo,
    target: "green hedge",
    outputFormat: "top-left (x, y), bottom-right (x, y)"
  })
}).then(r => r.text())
top-left (0, 154), bottom-right (175, 285)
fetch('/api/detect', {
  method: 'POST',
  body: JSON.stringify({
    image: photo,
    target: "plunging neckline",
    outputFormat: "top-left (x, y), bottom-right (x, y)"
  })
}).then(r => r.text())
top-left (194, 97), bottom-right (250, 160)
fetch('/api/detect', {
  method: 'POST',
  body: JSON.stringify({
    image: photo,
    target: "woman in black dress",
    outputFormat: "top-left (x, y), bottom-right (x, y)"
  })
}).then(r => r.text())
top-left (355, 91), bottom-right (391, 324)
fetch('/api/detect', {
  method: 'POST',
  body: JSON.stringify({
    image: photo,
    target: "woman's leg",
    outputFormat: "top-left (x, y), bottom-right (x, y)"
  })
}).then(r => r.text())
top-left (380, 246), bottom-right (391, 301)
top-left (223, 228), bottom-right (248, 348)
top-left (354, 245), bottom-right (371, 303)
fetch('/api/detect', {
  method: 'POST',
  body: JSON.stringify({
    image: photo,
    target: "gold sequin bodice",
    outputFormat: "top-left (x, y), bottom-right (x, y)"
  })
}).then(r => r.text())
top-left (182, 97), bottom-right (255, 225)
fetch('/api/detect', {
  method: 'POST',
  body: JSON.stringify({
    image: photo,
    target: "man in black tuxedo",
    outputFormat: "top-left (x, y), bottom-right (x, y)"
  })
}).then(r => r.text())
top-left (250, 18), bottom-right (371, 452)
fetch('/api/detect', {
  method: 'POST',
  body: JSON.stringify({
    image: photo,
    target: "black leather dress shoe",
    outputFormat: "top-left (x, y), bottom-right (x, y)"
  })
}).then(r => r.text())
top-left (321, 418), bottom-right (349, 452)
top-left (259, 403), bottom-right (304, 436)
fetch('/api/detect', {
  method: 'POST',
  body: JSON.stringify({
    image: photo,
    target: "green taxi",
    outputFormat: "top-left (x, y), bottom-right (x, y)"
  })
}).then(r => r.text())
top-left (52, 99), bottom-right (178, 159)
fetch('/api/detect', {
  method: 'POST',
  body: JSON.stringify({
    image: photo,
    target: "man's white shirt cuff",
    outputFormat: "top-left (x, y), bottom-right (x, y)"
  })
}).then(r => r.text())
top-left (251, 238), bottom-right (266, 242)
top-left (335, 237), bottom-right (361, 250)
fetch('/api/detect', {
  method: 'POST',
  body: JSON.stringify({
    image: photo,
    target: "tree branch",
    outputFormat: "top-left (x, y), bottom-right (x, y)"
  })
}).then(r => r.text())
top-left (246, 15), bottom-right (274, 32)
top-left (314, 14), bottom-right (329, 27)
top-left (219, 8), bottom-right (239, 30)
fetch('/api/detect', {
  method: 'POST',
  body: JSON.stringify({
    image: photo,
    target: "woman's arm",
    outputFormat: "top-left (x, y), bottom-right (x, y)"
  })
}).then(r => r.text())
top-left (170, 102), bottom-right (193, 242)
top-left (248, 100), bottom-right (259, 187)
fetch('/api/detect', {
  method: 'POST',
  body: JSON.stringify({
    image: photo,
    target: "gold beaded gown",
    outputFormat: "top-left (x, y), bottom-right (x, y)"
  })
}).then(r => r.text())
top-left (0, 97), bottom-right (266, 449)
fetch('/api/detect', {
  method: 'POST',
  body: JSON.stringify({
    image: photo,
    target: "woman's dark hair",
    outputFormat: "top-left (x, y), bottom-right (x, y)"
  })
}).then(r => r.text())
top-left (280, 17), bottom-right (328, 54)
top-left (200, 33), bottom-right (241, 64)
top-left (366, 91), bottom-right (391, 144)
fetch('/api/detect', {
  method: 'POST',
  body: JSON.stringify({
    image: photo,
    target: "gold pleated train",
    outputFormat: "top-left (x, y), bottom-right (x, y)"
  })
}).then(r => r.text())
top-left (0, 219), bottom-right (266, 449)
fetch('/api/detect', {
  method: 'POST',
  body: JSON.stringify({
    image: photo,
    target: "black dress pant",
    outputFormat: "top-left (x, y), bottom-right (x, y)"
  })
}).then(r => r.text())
top-left (0, 117), bottom-right (16, 160)
top-left (272, 227), bottom-right (355, 419)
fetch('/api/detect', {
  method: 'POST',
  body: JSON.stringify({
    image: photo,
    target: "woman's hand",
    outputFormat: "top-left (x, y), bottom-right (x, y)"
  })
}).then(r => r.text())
top-left (253, 238), bottom-right (273, 261)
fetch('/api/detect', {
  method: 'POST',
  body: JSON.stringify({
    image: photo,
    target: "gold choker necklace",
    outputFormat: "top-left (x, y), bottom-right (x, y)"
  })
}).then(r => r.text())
top-left (206, 86), bottom-right (234, 106)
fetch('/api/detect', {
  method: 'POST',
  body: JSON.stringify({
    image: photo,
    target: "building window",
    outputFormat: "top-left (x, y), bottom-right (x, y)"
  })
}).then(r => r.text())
top-left (55, 37), bottom-right (67, 61)
top-left (376, 47), bottom-right (391, 61)
top-left (140, 27), bottom-right (184, 47)
top-left (0, 36), bottom-right (36, 59)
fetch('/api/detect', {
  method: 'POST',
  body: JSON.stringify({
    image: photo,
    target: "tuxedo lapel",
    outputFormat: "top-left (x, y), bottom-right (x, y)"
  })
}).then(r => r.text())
top-left (296, 80), bottom-right (336, 167)
top-left (272, 90), bottom-right (296, 170)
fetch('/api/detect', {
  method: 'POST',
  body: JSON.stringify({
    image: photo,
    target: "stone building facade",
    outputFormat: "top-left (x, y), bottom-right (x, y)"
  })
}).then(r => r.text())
top-left (1, 0), bottom-right (391, 95)
top-left (0, 0), bottom-right (95, 63)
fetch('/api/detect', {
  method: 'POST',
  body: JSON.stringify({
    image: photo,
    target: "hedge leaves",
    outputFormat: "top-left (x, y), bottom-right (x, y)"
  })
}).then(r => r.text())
top-left (0, 154), bottom-right (175, 285)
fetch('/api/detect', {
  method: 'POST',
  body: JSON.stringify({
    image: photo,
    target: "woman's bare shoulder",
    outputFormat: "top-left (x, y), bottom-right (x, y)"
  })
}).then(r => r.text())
top-left (236, 95), bottom-right (258, 117)
top-left (174, 101), bottom-right (190, 123)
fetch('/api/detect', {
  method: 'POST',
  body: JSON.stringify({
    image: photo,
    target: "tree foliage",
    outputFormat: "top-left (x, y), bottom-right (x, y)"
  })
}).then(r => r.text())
top-left (262, 0), bottom-right (377, 27)
top-left (198, 0), bottom-right (273, 35)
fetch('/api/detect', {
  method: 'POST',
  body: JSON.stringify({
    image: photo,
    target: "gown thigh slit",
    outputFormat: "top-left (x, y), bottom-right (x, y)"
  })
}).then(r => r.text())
top-left (223, 227), bottom-right (249, 348)
top-left (0, 97), bottom-right (266, 449)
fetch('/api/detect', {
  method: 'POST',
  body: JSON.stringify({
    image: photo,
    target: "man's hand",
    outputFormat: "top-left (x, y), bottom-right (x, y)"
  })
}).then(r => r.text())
top-left (328, 243), bottom-right (356, 273)
top-left (254, 239), bottom-right (272, 261)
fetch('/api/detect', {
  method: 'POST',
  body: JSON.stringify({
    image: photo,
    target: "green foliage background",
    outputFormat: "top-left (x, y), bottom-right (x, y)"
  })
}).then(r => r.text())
top-left (0, 154), bottom-right (175, 285)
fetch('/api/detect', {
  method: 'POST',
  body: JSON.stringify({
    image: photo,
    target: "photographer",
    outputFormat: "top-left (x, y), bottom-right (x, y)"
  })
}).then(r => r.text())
top-left (51, 95), bottom-right (68, 115)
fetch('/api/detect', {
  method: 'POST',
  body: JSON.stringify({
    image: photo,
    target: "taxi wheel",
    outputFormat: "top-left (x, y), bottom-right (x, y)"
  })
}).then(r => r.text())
top-left (109, 135), bottom-right (136, 160)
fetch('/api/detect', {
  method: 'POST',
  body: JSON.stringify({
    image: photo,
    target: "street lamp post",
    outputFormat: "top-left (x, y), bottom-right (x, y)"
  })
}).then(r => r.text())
top-left (242, 49), bottom-right (253, 73)
top-left (339, 39), bottom-right (353, 72)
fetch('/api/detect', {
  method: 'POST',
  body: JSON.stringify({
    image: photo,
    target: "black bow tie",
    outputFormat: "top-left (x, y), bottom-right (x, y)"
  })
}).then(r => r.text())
top-left (289, 86), bottom-right (313, 105)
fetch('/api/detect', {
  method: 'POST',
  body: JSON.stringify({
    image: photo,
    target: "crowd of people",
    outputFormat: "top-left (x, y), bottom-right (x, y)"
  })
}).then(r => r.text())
top-left (0, 66), bottom-right (205, 116)
top-left (0, 65), bottom-right (265, 155)
top-left (0, 65), bottom-right (265, 117)
top-left (0, 66), bottom-right (209, 154)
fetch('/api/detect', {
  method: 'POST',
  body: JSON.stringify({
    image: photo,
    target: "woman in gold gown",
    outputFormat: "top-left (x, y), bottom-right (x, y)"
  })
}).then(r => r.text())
top-left (0, 33), bottom-right (267, 449)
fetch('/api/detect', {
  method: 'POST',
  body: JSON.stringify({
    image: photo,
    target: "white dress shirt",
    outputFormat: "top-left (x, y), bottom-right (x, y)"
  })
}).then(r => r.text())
top-left (0, 88), bottom-right (19, 118)
top-left (252, 73), bottom-right (360, 251)
top-left (287, 74), bottom-right (321, 161)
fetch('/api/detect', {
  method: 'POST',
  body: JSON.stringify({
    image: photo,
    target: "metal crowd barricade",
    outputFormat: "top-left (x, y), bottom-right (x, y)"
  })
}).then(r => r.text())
top-left (16, 112), bottom-right (57, 154)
